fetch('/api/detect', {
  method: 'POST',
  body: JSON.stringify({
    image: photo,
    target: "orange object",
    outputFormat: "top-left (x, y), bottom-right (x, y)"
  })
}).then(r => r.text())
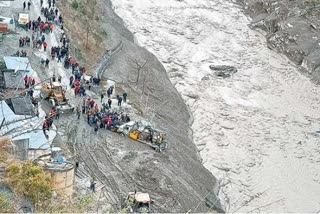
top-left (0, 23), bottom-right (8, 34)
top-left (129, 130), bottom-right (140, 140)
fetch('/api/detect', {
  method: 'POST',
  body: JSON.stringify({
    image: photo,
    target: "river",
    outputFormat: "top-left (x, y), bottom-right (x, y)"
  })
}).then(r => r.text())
top-left (111, 0), bottom-right (320, 212)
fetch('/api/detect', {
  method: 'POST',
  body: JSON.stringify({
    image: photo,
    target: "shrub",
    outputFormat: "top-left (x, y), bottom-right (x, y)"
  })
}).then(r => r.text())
top-left (5, 161), bottom-right (53, 210)
top-left (71, 0), bottom-right (79, 10)
top-left (0, 192), bottom-right (13, 212)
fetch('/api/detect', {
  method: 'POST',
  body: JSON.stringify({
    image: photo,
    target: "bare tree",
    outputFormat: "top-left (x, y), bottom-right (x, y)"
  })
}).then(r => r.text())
top-left (140, 67), bottom-right (150, 96)
top-left (81, 0), bottom-right (97, 49)
top-left (128, 58), bottom-right (148, 85)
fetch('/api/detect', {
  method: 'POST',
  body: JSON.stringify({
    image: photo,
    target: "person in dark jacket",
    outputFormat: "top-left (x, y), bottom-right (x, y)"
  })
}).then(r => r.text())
top-left (108, 99), bottom-right (112, 109)
top-left (100, 93), bottom-right (104, 103)
top-left (117, 96), bottom-right (122, 107)
top-left (69, 76), bottom-right (74, 86)
top-left (45, 58), bottom-right (50, 68)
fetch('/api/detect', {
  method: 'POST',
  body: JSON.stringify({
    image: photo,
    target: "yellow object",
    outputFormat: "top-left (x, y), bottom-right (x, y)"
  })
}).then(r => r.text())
top-left (129, 130), bottom-right (140, 140)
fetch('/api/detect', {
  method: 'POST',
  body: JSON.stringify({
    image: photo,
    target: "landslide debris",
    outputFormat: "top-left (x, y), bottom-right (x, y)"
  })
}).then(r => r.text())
top-left (238, 0), bottom-right (320, 82)
top-left (57, 0), bottom-right (224, 212)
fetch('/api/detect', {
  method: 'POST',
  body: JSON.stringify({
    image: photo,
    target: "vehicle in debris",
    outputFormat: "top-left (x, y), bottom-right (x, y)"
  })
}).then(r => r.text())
top-left (40, 81), bottom-right (74, 113)
top-left (117, 121), bottom-right (168, 152)
top-left (17, 13), bottom-right (29, 27)
top-left (121, 192), bottom-right (153, 213)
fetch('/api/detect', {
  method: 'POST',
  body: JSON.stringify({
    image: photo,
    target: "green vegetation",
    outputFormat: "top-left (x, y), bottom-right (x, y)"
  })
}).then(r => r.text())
top-left (5, 161), bottom-right (53, 211)
top-left (0, 192), bottom-right (14, 212)
top-left (49, 194), bottom-right (95, 213)
top-left (71, 0), bottom-right (79, 10)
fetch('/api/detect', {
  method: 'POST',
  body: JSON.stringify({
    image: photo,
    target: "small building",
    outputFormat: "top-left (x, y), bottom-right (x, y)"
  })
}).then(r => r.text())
top-left (13, 130), bottom-right (51, 160)
top-left (0, 101), bottom-right (51, 160)
top-left (3, 56), bottom-right (31, 72)
top-left (7, 96), bottom-right (35, 115)
top-left (36, 149), bottom-right (75, 198)
top-left (3, 71), bottom-right (28, 89)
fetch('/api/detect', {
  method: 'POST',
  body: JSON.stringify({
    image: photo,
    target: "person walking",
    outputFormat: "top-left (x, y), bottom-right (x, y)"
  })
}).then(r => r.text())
top-left (55, 108), bottom-right (60, 119)
top-left (110, 85), bottom-right (114, 94)
top-left (69, 76), bottom-right (74, 86)
top-left (24, 75), bottom-right (28, 86)
top-left (100, 93), bottom-right (104, 103)
top-left (108, 98), bottom-right (112, 109)
top-left (23, 1), bottom-right (26, 10)
top-left (107, 88), bottom-right (111, 98)
top-left (117, 96), bottom-right (122, 107)
top-left (123, 92), bottom-right (128, 103)
top-left (90, 177), bottom-right (96, 192)
top-left (88, 81), bottom-right (92, 90)
top-left (45, 58), bottom-right (50, 68)
top-left (94, 123), bottom-right (99, 135)
top-left (43, 42), bottom-right (48, 52)
top-left (40, 0), bottom-right (43, 6)
top-left (76, 105), bottom-right (81, 120)
top-left (57, 53), bottom-right (62, 62)
top-left (27, 1), bottom-right (31, 10)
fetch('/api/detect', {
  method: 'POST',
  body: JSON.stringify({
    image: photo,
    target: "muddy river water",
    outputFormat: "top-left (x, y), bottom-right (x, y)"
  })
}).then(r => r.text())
top-left (111, 0), bottom-right (320, 212)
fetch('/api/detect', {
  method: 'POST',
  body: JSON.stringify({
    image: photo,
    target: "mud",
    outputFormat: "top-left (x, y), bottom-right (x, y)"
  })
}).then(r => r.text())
top-left (0, 0), bottom-right (223, 212)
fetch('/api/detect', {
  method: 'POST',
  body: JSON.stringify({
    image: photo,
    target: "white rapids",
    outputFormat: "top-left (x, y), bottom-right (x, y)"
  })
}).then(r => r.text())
top-left (111, 0), bottom-right (320, 212)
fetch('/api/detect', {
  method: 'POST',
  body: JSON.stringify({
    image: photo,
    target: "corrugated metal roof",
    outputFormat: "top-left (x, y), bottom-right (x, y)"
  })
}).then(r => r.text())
top-left (3, 56), bottom-right (31, 71)
top-left (10, 96), bottom-right (35, 115)
top-left (0, 101), bottom-right (50, 150)
top-left (4, 71), bottom-right (27, 89)
top-left (14, 130), bottom-right (50, 149)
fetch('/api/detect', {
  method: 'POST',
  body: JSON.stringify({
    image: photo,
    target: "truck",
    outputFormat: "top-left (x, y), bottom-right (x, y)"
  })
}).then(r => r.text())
top-left (17, 13), bottom-right (29, 26)
top-left (121, 192), bottom-right (153, 213)
top-left (40, 82), bottom-right (74, 113)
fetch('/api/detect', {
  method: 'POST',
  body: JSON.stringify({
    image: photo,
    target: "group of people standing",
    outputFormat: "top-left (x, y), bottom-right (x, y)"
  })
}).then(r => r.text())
top-left (15, 50), bottom-right (28, 57)
top-left (19, 36), bottom-right (31, 47)
top-left (22, 1), bottom-right (32, 10)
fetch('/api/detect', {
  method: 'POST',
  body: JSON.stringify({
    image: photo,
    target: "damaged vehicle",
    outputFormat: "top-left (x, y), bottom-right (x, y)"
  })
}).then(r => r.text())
top-left (118, 121), bottom-right (168, 152)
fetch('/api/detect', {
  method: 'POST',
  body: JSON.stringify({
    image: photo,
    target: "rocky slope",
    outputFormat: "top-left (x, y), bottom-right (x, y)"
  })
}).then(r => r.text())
top-left (237, 0), bottom-right (320, 82)
top-left (60, 0), bottom-right (224, 212)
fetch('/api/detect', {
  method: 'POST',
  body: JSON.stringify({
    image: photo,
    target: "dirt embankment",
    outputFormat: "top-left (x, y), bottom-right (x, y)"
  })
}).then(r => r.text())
top-left (237, 0), bottom-right (320, 82)
top-left (58, 0), bottom-right (224, 212)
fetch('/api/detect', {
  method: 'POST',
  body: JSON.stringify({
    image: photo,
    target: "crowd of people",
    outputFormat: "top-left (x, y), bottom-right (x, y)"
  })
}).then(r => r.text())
top-left (15, 50), bottom-right (28, 57)
top-left (24, 75), bottom-right (36, 89)
top-left (20, 0), bottom-right (133, 138)
top-left (19, 36), bottom-right (31, 47)
top-left (81, 97), bottom-right (131, 134)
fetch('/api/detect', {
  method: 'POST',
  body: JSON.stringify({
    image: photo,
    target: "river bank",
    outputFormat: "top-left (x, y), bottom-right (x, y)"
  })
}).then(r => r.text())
top-left (0, 0), bottom-right (224, 212)
top-left (56, 0), bottom-right (225, 212)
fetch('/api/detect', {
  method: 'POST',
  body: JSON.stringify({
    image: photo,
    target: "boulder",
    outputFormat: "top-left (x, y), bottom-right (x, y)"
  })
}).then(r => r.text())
top-left (209, 65), bottom-right (238, 78)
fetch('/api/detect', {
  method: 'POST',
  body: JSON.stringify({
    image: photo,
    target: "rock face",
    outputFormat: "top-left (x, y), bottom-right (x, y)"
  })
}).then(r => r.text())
top-left (238, 0), bottom-right (320, 82)
top-left (67, 0), bottom-right (223, 213)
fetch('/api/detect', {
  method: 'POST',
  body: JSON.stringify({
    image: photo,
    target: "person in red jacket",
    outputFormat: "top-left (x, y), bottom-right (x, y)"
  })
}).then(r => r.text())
top-left (74, 86), bottom-right (79, 96)
top-left (43, 42), bottom-right (48, 51)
